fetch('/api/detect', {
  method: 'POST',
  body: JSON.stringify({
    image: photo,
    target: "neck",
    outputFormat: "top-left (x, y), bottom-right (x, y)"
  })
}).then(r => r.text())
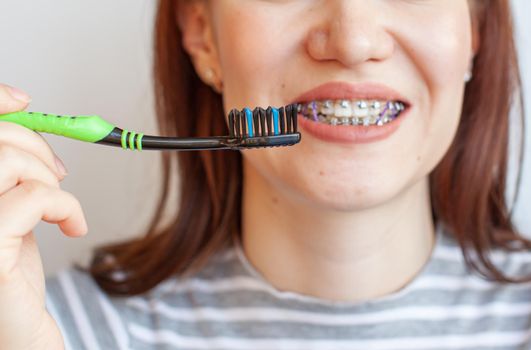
top-left (241, 161), bottom-right (436, 302)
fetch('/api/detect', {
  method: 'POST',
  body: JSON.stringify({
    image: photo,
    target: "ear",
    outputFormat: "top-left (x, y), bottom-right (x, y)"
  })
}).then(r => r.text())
top-left (177, 0), bottom-right (223, 92)
top-left (470, 16), bottom-right (480, 58)
top-left (468, 0), bottom-right (482, 58)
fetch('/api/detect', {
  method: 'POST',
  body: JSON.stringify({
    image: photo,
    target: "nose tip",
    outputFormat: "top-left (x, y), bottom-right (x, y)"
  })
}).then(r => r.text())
top-left (305, 5), bottom-right (394, 67)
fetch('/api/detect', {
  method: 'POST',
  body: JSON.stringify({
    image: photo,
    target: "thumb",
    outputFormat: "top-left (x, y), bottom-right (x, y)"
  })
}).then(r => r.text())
top-left (0, 84), bottom-right (32, 114)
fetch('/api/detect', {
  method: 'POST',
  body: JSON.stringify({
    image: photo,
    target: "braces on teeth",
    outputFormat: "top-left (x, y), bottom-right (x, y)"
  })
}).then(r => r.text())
top-left (298, 100), bottom-right (406, 126)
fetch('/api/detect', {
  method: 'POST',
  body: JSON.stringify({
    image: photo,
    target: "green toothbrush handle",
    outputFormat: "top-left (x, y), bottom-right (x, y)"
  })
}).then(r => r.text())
top-left (0, 111), bottom-right (116, 143)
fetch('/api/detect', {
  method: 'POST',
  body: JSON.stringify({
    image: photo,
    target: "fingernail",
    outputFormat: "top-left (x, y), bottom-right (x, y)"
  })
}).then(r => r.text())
top-left (7, 85), bottom-right (32, 103)
top-left (80, 218), bottom-right (89, 236)
top-left (54, 155), bottom-right (68, 177)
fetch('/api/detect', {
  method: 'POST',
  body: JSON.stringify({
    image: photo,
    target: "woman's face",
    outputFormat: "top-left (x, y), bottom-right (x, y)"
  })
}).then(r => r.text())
top-left (205, 0), bottom-right (475, 211)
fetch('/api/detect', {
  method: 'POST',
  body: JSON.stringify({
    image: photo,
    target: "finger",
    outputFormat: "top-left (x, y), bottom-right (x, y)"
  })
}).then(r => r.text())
top-left (0, 144), bottom-right (60, 196)
top-left (0, 180), bottom-right (88, 238)
top-left (0, 121), bottom-right (66, 181)
top-left (0, 84), bottom-right (31, 114)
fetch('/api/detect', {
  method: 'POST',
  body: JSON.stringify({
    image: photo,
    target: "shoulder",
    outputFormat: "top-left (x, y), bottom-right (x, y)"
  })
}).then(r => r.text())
top-left (431, 228), bottom-right (531, 296)
top-left (44, 248), bottom-right (241, 350)
top-left (46, 266), bottom-right (100, 298)
top-left (46, 267), bottom-right (130, 350)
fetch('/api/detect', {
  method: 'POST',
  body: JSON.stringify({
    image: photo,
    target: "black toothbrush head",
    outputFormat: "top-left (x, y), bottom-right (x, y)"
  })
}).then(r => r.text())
top-left (95, 103), bottom-right (301, 151)
top-left (227, 103), bottom-right (300, 148)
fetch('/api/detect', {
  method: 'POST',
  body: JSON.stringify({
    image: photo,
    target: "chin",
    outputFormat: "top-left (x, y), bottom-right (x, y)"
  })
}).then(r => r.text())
top-left (287, 172), bottom-right (409, 212)
top-left (245, 147), bottom-right (421, 212)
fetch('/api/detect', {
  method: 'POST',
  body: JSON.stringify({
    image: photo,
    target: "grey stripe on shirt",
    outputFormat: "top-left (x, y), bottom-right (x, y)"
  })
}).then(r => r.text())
top-left (45, 224), bottom-right (531, 350)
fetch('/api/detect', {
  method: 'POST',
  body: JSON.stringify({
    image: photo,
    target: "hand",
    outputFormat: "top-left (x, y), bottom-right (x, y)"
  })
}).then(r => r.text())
top-left (0, 83), bottom-right (88, 350)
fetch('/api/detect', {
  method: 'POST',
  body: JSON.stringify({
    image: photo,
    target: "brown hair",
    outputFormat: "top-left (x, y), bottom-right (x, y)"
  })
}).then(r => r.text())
top-left (89, 0), bottom-right (530, 295)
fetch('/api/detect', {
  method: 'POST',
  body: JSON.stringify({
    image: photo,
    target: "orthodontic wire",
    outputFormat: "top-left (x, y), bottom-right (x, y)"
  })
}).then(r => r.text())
top-left (312, 101), bottom-right (319, 122)
top-left (376, 103), bottom-right (389, 124)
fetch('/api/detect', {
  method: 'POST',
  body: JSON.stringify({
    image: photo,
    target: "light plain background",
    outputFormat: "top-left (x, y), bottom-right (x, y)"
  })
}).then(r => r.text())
top-left (0, 1), bottom-right (530, 276)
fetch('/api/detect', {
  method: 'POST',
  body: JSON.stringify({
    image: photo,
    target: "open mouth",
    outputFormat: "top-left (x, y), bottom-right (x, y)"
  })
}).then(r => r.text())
top-left (297, 99), bottom-right (407, 126)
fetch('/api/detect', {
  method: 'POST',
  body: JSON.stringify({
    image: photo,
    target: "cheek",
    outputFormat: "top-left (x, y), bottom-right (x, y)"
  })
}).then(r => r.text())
top-left (399, 7), bottom-right (472, 174)
top-left (399, 2), bottom-right (472, 89)
top-left (211, 2), bottom-right (293, 108)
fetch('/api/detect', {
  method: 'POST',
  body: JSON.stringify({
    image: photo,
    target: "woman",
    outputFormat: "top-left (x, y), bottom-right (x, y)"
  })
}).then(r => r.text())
top-left (1, 0), bottom-right (530, 349)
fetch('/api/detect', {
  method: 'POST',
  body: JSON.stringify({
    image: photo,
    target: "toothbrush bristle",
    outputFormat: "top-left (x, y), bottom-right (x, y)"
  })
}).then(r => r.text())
top-left (240, 110), bottom-right (247, 137)
top-left (286, 105), bottom-right (293, 134)
top-left (259, 108), bottom-right (266, 137)
top-left (266, 107), bottom-right (273, 136)
top-left (252, 109), bottom-right (260, 136)
top-left (292, 105), bottom-right (298, 132)
top-left (236, 110), bottom-right (241, 137)
top-left (279, 107), bottom-right (286, 134)
top-left (227, 104), bottom-right (299, 139)
top-left (229, 110), bottom-right (236, 137)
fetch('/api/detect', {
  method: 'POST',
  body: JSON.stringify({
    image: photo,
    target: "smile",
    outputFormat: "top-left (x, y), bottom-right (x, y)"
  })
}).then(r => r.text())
top-left (298, 99), bottom-right (406, 126)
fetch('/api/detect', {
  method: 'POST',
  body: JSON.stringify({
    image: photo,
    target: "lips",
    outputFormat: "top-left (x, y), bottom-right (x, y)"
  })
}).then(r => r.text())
top-left (289, 81), bottom-right (412, 144)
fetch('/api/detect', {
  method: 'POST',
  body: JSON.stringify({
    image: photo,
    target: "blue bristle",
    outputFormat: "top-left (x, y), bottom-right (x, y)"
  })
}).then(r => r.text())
top-left (244, 108), bottom-right (253, 137)
top-left (272, 108), bottom-right (279, 135)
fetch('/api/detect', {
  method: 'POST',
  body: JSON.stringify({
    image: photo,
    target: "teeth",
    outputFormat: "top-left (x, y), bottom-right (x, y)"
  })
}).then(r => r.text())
top-left (353, 101), bottom-right (369, 118)
top-left (334, 100), bottom-right (352, 117)
top-left (300, 99), bottom-right (406, 126)
top-left (321, 100), bottom-right (334, 115)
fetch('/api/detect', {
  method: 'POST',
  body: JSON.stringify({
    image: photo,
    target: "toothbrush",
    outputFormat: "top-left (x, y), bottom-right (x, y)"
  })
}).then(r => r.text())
top-left (0, 104), bottom-right (300, 151)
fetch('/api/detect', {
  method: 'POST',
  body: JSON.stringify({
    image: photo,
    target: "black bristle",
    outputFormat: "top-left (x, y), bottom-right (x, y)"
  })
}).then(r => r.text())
top-left (240, 111), bottom-right (247, 137)
top-left (285, 105), bottom-right (293, 133)
top-left (228, 109), bottom-right (235, 137)
top-left (258, 108), bottom-right (266, 137)
top-left (235, 110), bottom-right (241, 137)
top-left (279, 107), bottom-right (286, 134)
top-left (252, 109), bottom-right (260, 137)
top-left (291, 104), bottom-right (298, 132)
top-left (266, 107), bottom-right (273, 136)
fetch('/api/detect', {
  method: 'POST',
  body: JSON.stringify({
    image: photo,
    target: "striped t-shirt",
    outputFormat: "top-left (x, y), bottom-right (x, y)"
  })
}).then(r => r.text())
top-left (45, 224), bottom-right (531, 350)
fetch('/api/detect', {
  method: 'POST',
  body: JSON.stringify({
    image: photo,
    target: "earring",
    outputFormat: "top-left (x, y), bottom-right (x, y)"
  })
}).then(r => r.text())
top-left (203, 68), bottom-right (223, 93)
top-left (204, 68), bottom-right (215, 83)
top-left (464, 60), bottom-right (474, 83)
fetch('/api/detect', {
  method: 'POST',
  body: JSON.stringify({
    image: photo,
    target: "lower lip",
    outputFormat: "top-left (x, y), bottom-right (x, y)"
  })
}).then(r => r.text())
top-left (297, 108), bottom-right (410, 144)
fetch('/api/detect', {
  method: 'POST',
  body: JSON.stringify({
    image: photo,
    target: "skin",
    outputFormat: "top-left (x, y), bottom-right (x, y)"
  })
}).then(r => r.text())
top-left (0, 83), bottom-right (87, 348)
top-left (180, 0), bottom-right (479, 302)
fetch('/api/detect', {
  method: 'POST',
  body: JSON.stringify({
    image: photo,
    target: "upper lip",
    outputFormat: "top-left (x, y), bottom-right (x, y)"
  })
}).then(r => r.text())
top-left (290, 81), bottom-right (411, 107)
